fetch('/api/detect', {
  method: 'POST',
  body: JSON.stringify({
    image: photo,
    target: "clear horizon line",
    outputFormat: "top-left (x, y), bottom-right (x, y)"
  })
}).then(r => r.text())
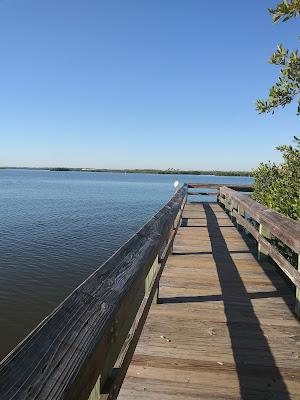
top-left (0, 166), bottom-right (253, 172)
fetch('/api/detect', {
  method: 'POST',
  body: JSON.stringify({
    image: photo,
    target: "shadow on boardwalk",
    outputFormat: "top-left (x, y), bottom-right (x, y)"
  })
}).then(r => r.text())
top-left (201, 203), bottom-right (291, 400)
top-left (119, 201), bottom-right (299, 400)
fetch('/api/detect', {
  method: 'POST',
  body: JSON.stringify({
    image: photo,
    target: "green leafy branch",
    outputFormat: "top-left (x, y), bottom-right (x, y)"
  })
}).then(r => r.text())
top-left (269, 0), bottom-right (300, 22)
top-left (256, 1), bottom-right (300, 115)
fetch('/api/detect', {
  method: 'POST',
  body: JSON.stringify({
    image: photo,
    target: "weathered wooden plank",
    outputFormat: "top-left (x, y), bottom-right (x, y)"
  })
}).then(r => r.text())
top-left (101, 248), bottom-right (169, 399)
top-left (220, 186), bottom-right (300, 254)
top-left (296, 255), bottom-right (300, 317)
top-left (100, 196), bottom-right (188, 399)
top-left (188, 183), bottom-right (253, 192)
top-left (188, 192), bottom-right (219, 196)
top-left (0, 186), bottom-right (188, 400)
top-left (232, 209), bottom-right (300, 289)
top-left (119, 201), bottom-right (299, 400)
top-left (258, 224), bottom-right (272, 261)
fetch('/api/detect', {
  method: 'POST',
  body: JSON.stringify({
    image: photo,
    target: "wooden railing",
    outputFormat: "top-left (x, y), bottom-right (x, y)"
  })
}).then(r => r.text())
top-left (188, 183), bottom-right (253, 192)
top-left (0, 185), bottom-right (188, 400)
top-left (3, 181), bottom-right (299, 400)
top-left (187, 183), bottom-right (253, 196)
top-left (218, 186), bottom-right (300, 316)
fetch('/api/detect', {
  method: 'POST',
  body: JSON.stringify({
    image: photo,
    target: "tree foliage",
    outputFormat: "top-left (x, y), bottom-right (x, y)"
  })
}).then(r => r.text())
top-left (252, 136), bottom-right (300, 266)
top-left (269, 0), bottom-right (300, 22)
top-left (256, 1), bottom-right (300, 114)
top-left (252, 136), bottom-right (300, 220)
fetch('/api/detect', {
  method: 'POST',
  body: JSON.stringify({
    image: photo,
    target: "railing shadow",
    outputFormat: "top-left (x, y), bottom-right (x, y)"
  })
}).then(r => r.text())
top-left (159, 290), bottom-right (283, 304)
top-left (173, 250), bottom-right (253, 255)
top-left (224, 209), bottom-right (295, 316)
top-left (202, 203), bottom-right (291, 400)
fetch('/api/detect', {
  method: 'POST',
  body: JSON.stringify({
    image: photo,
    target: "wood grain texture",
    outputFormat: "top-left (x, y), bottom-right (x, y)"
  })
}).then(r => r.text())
top-left (231, 210), bottom-right (300, 289)
top-left (220, 187), bottom-right (300, 254)
top-left (188, 183), bottom-right (253, 192)
top-left (0, 186), bottom-right (188, 400)
top-left (119, 202), bottom-right (300, 400)
top-left (187, 192), bottom-right (219, 196)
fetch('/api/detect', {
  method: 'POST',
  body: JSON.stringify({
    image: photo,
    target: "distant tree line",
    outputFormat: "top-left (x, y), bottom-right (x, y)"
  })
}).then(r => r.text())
top-left (49, 168), bottom-right (252, 177)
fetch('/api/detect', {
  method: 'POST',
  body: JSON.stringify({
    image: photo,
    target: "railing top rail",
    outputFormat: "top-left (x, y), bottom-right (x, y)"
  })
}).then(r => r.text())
top-left (220, 186), bottom-right (300, 254)
top-left (0, 184), bottom-right (188, 400)
top-left (188, 183), bottom-right (253, 192)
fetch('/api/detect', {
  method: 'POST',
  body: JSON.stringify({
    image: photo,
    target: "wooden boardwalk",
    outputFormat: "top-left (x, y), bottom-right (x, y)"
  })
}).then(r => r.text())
top-left (119, 201), bottom-right (300, 400)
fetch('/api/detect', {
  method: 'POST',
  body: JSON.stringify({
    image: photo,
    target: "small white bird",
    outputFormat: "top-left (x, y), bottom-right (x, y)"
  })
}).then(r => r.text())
top-left (174, 180), bottom-right (179, 189)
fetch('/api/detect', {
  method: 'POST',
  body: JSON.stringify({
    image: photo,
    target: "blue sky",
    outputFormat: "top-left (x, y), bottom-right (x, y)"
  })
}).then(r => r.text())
top-left (0, 0), bottom-right (299, 170)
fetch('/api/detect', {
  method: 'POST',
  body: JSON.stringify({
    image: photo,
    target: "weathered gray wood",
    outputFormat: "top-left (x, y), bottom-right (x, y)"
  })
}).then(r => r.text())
top-left (232, 210), bottom-right (300, 289)
top-left (258, 224), bottom-right (272, 261)
top-left (157, 196), bottom-right (186, 303)
top-left (159, 230), bottom-right (176, 265)
top-left (187, 192), bottom-right (219, 196)
top-left (145, 257), bottom-right (159, 295)
top-left (119, 201), bottom-right (300, 400)
top-left (218, 196), bottom-right (232, 213)
top-left (237, 204), bottom-right (245, 231)
top-left (296, 255), bottom-right (300, 317)
top-left (0, 185), bottom-right (188, 400)
top-left (221, 187), bottom-right (300, 254)
top-left (188, 183), bottom-right (253, 192)
top-left (101, 226), bottom-right (174, 400)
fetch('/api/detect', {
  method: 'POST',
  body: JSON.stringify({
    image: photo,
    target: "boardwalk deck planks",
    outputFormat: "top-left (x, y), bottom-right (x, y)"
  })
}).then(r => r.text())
top-left (1, 184), bottom-right (299, 400)
top-left (119, 202), bottom-right (300, 400)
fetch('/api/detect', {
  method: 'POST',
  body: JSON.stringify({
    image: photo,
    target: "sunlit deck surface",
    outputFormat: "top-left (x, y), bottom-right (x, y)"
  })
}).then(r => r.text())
top-left (119, 201), bottom-right (300, 399)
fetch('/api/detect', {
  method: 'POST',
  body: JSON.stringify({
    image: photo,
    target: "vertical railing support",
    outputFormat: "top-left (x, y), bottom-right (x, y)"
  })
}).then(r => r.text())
top-left (218, 187), bottom-right (225, 210)
top-left (258, 224), bottom-right (271, 261)
top-left (149, 256), bottom-right (160, 305)
top-left (227, 197), bottom-right (234, 220)
top-left (153, 281), bottom-right (160, 305)
top-left (230, 200), bottom-right (237, 223)
top-left (224, 194), bottom-right (230, 214)
top-left (145, 256), bottom-right (159, 295)
top-left (236, 205), bottom-right (244, 231)
top-left (296, 255), bottom-right (300, 318)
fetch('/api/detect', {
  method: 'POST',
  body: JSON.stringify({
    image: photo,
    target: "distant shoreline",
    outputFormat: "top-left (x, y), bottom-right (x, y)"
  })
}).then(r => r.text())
top-left (0, 167), bottom-right (252, 177)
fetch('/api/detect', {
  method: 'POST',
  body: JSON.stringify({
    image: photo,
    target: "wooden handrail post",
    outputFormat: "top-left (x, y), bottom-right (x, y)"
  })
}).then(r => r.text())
top-left (227, 197), bottom-right (233, 218)
top-left (223, 194), bottom-right (230, 214)
top-left (154, 281), bottom-right (160, 304)
top-left (149, 256), bottom-right (160, 305)
top-left (217, 188), bottom-right (221, 204)
top-left (296, 255), bottom-right (300, 317)
top-left (89, 378), bottom-right (101, 400)
top-left (145, 256), bottom-right (159, 295)
top-left (236, 205), bottom-right (245, 231)
top-left (230, 200), bottom-right (238, 223)
top-left (258, 224), bottom-right (271, 261)
top-left (218, 187), bottom-right (226, 210)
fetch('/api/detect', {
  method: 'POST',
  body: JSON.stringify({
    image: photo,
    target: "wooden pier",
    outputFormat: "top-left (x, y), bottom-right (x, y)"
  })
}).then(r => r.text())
top-left (0, 184), bottom-right (299, 400)
top-left (119, 199), bottom-right (300, 399)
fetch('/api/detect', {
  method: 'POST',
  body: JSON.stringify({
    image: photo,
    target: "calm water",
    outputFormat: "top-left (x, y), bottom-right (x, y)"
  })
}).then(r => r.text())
top-left (0, 169), bottom-right (252, 360)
